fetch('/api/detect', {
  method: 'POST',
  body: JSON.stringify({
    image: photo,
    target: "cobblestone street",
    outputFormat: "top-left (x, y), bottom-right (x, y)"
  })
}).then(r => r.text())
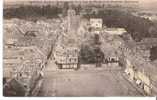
top-left (38, 60), bottom-right (144, 97)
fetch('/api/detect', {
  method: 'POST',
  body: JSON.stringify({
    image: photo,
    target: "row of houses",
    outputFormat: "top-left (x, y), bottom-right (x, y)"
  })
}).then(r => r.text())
top-left (52, 15), bottom-right (126, 70)
top-left (3, 42), bottom-right (47, 96)
top-left (53, 17), bottom-right (121, 70)
top-left (119, 39), bottom-right (157, 95)
top-left (124, 56), bottom-right (157, 95)
top-left (52, 9), bottom-right (80, 70)
top-left (3, 19), bottom-right (55, 96)
top-left (89, 17), bottom-right (157, 96)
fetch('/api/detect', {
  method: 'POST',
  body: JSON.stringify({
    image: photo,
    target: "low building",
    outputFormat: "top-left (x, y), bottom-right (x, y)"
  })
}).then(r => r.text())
top-left (104, 28), bottom-right (127, 35)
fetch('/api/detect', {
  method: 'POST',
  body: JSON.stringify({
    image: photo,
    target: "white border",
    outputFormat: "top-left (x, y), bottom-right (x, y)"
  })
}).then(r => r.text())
top-left (1, 97), bottom-right (157, 100)
top-left (0, 0), bottom-right (157, 100)
top-left (0, 0), bottom-right (3, 98)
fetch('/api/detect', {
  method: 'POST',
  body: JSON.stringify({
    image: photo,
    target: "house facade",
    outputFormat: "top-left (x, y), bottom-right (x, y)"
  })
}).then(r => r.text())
top-left (54, 45), bottom-right (79, 70)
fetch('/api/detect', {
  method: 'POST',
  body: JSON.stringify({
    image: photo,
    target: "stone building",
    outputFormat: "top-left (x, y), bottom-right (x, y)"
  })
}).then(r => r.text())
top-left (54, 44), bottom-right (79, 69)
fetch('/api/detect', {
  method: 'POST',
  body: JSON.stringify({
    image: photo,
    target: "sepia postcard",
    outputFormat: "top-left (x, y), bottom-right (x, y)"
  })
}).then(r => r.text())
top-left (3, 0), bottom-right (157, 97)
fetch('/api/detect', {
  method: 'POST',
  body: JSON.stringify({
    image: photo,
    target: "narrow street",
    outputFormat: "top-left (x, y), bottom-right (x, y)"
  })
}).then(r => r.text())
top-left (38, 59), bottom-right (144, 97)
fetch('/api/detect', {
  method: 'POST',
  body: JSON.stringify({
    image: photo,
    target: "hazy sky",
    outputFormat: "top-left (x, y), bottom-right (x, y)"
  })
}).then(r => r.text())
top-left (4, 0), bottom-right (157, 10)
